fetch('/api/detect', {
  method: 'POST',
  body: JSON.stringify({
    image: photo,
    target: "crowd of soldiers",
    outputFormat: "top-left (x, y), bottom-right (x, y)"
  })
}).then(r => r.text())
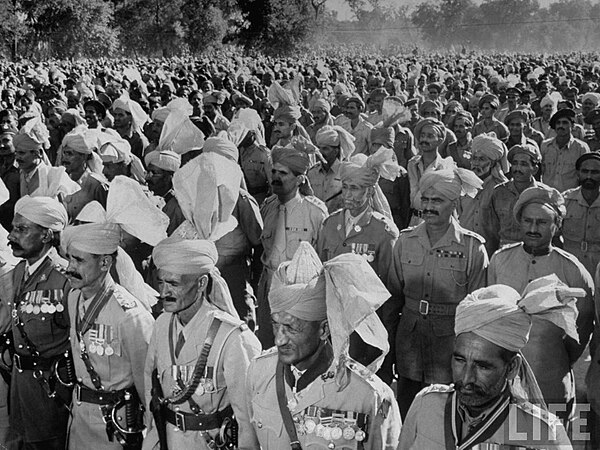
top-left (0, 48), bottom-right (599, 449)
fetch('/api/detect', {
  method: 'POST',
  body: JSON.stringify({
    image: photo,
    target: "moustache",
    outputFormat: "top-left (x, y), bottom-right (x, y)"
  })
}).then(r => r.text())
top-left (7, 241), bottom-right (21, 250)
top-left (419, 141), bottom-right (431, 147)
top-left (454, 380), bottom-right (487, 396)
top-left (422, 209), bottom-right (439, 216)
top-left (162, 296), bottom-right (177, 303)
top-left (271, 180), bottom-right (282, 186)
top-left (526, 232), bottom-right (541, 238)
top-left (65, 271), bottom-right (82, 280)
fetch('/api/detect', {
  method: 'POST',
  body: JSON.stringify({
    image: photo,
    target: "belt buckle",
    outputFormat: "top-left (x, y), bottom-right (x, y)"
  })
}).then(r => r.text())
top-left (175, 411), bottom-right (186, 432)
top-left (14, 354), bottom-right (22, 372)
top-left (581, 241), bottom-right (589, 252)
top-left (419, 300), bottom-right (429, 315)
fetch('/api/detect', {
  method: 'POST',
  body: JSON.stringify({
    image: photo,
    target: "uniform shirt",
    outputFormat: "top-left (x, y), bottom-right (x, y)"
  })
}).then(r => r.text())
top-left (215, 189), bottom-right (263, 258)
top-left (387, 218), bottom-right (488, 383)
top-left (240, 142), bottom-right (272, 204)
top-left (398, 385), bottom-right (572, 450)
top-left (540, 135), bottom-right (589, 192)
top-left (121, 129), bottom-right (150, 161)
top-left (446, 138), bottom-right (472, 169)
top-left (246, 349), bottom-right (401, 449)
top-left (407, 153), bottom-right (455, 210)
top-left (260, 192), bottom-right (327, 271)
top-left (585, 134), bottom-right (600, 152)
top-left (531, 116), bottom-right (552, 138)
top-left (68, 278), bottom-right (154, 450)
top-left (506, 133), bottom-right (540, 152)
top-left (307, 160), bottom-right (343, 214)
top-left (63, 169), bottom-right (108, 222)
top-left (459, 174), bottom-right (504, 253)
top-left (486, 179), bottom-right (547, 253)
top-left (562, 187), bottom-right (600, 275)
top-left (143, 300), bottom-right (261, 449)
top-left (334, 115), bottom-right (373, 155)
top-left (472, 118), bottom-right (509, 141)
top-left (488, 244), bottom-right (595, 408)
top-left (20, 161), bottom-right (47, 196)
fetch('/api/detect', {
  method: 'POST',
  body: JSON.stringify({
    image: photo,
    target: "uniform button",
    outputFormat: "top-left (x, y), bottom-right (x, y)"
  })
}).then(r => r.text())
top-left (258, 422), bottom-right (263, 428)
top-left (427, 272), bottom-right (431, 276)
top-left (342, 243), bottom-right (347, 247)
top-left (531, 260), bottom-right (536, 265)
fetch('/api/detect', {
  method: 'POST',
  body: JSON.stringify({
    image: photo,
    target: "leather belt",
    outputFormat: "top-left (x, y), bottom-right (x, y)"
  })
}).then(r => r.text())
top-left (14, 353), bottom-right (58, 371)
top-left (164, 405), bottom-right (233, 432)
top-left (405, 298), bottom-right (457, 316)
top-left (74, 384), bottom-right (131, 405)
top-left (565, 238), bottom-right (600, 253)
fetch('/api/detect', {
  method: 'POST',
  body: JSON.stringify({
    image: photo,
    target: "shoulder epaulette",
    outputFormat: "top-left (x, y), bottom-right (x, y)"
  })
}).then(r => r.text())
top-left (304, 195), bottom-right (328, 212)
top-left (261, 194), bottom-right (278, 208)
top-left (462, 228), bottom-right (486, 244)
top-left (514, 400), bottom-right (560, 430)
top-left (89, 172), bottom-right (109, 186)
top-left (255, 346), bottom-right (278, 359)
top-left (496, 242), bottom-right (521, 253)
top-left (211, 308), bottom-right (248, 330)
top-left (399, 225), bottom-right (418, 234)
top-left (113, 288), bottom-right (138, 311)
top-left (420, 384), bottom-right (455, 395)
top-left (371, 212), bottom-right (400, 237)
top-left (562, 188), bottom-right (579, 200)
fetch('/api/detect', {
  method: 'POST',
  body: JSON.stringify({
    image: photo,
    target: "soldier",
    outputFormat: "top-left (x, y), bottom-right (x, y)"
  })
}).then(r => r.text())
top-left (307, 125), bottom-right (355, 213)
top-left (256, 147), bottom-right (327, 348)
top-left (388, 168), bottom-right (489, 417)
top-left (144, 237), bottom-right (261, 449)
top-left (6, 196), bottom-right (72, 449)
top-left (334, 96), bottom-right (373, 155)
top-left (238, 126), bottom-right (272, 205)
top-left (486, 143), bottom-right (547, 254)
top-left (246, 243), bottom-right (401, 449)
top-left (472, 94), bottom-right (509, 142)
top-left (488, 186), bottom-right (595, 424)
top-left (111, 96), bottom-right (150, 160)
top-left (562, 153), bottom-right (600, 275)
top-left (61, 222), bottom-right (154, 449)
top-left (458, 133), bottom-right (508, 255)
top-left (584, 108), bottom-right (600, 152)
top-left (316, 150), bottom-right (400, 384)
top-left (399, 281), bottom-right (573, 449)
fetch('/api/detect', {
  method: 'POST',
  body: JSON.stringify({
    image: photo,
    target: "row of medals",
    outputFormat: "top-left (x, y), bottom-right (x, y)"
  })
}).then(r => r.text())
top-left (171, 365), bottom-right (215, 396)
top-left (86, 327), bottom-right (115, 356)
top-left (297, 416), bottom-right (366, 442)
top-left (19, 293), bottom-right (65, 315)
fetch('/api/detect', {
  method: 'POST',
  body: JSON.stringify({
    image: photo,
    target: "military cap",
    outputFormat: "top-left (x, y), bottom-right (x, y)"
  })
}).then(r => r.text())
top-left (549, 108), bottom-right (576, 129)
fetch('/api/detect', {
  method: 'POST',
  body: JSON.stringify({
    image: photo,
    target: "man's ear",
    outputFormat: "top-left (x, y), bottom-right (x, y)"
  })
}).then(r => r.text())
top-left (296, 174), bottom-right (306, 187)
top-left (506, 353), bottom-right (522, 381)
top-left (319, 320), bottom-right (330, 341)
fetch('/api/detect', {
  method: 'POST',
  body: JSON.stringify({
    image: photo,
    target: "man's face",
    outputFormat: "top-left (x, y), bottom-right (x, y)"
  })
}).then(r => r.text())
top-left (369, 95), bottom-right (384, 114)
top-left (344, 102), bottom-right (360, 121)
top-left (453, 117), bottom-right (470, 140)
top-left (0, 114), bottom-right (16, 131)
top-left (565, 91), bottom-right (577, 105)
top-left (0, 133), bottom-right (14, 155)
top-left (271, 162), bottom-right (300, 198)
top-left (519, 203), bottom-right (558, 251)
top-left (146, 163), bottom-right (173, 197)
top-left (272, 311), bottom-right (326, 369)
top-left (113, 108), bottom-right (132, 129)
top-left (452, 332), bottom-right (514, 409)
top-left (318, 144), bottom-right (339, 168)
top-left (420, 106), bottom-right (439, 120)
top-left (189, 93), bottom-right (202, 114)
top-left (453, 85), bottom-right (462, 97)
top-left (8, 214), bottom-right (48, 260)
top-left (578, 159), bottom-right (600, 191)
top-left (62, 148), bottom-right (87, 176)
top-left (510, 153), bottom-right (537, 183)
top-left (418, 125), bottom-right (442, 153)
top-left (151, 120), bottom-right (165, 142)
top-left (157, 269), bottom-right (204, 314)
top-left (64, 247), bottom-right (108, 291)
top-left (541, 103), bottom-right (554, 119)
top-left (538, 84), bottom-right (549, 98)
top-left (342, 180), bottom-right (370, 215)
top-left (582, 99), bottom-right (596, 116)
top-left (507, 92), bottom-right (518, 108)
top-left (508, 118), bottom-right (525, 137)
top-left (409, 104), bottom-right (419, 120)
top-left (102, 161), bottom-right (128, 182)
top-left (428, 89), bottom-right (440, 101)
top-left (273, 120), bottom-right (294, 140)
top-left (470, 153), bottom-right (493, 179)
top-left (311, 108), bottom-right (327, 125)
top-left (84, 106), bottom-right (100, 128)
top-left (421, 186), bottom-right (455, 225)
top-left (554, 117), bottom-right (572, 138)
top-left (245, 83), bottom-right (256, 97)
top-left (15, 147), bottom-right (39, 172)
top-left (479, 103), bottom-right (494, 120)
top-left (203, 103), bottom-right (217, 120)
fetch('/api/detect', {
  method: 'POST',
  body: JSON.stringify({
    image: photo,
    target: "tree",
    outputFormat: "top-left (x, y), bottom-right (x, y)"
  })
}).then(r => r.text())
top-left (182, 1), bottom-right (228, 52)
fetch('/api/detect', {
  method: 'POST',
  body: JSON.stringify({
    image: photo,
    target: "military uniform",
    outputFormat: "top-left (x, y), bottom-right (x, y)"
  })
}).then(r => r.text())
top-left (540, 136), bottom-right (590, 193)
top-left (388, 218), bottom-right (488, 384)
top-left (485, 179), bottom-right (547, 254)
top-left (240, 142), bottom-right (272, 205)
top-left (143, 300), bottom-right (261, 449)
top-left (562, 186), bottom-right (600, 276)
top-left (246, 347), bottom-right (401, 449)
top-left (215, 190), bottom-right (263, 322)
top-left (334, 115), bottom-right (373, 156)
top-left (63, 169), bottom-right (109, 222)
top-left (472, 118), bottom-right (509, 141)
top-left (407, 154), bottom-right (455, 213)
top-left (67, 278), bottom-right (154, 450)
top-left (398, 384), bottom-right (572, 450)
top-left (7, 248), bottom-right (72, 448)
top-left (256, 193), bottom-right (327, 347)
top-left (307, 160), bottom-right (343, 214)
top-left (488, 243), bottom-right (595, 420)
top-left (316, 207), bottom-right (399, 383)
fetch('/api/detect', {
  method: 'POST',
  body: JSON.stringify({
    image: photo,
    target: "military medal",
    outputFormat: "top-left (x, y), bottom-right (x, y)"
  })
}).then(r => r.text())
top-left (96, 345), bottom-right (104, 356)
top-left (195, 383), bottom-right (205, 396)
top-left (330, 426), bottom-right (342, 440)
top-left (287, 397), bottom-right (298, 410)
top-left (105, 345), bottom-right (114, 356)
top-left (354, 225), bottom-right (361, 233)
top-left (26, 304), bottom-right (34, 314)
top-left (355, 430), bottom-right (366, 441)
top-left (366, 252), bottom-right (375, 262)
top-left (41, 303), bottom-right (49, 314)
top-left (48, 304), bottom-right (56, 314)
top-left (322, 426), bottom-right (332, 441)
top-left (32, 305), bottom-right (40, 315)
top-left (204, 378), bottom-right (214, 392)
top-left (56, 304), bottom-right (64, 312)
top-left (315, 423), bottom-right (325, 437)
top-left (89, 342), bottom-right (97, 354)
top-left (304, 418), bottom-right (317, 434)
top-left (342, 426), bottom-right (355, 440)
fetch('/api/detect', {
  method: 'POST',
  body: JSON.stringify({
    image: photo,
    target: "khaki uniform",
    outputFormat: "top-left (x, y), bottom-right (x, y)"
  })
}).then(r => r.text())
top-left (8, 249), bottom-right (72, 447)
top-left (63, 169), bottom-right (108, 222)
top-left (388, 218), bottom-right (488, 383)
top-left (562, 187), bottom-right (600, 276)
top-left (256, 193), bottom-right (327, 347)
top-left (67, 278), bottom-right (154, 450)
top-left (398, 384), bottom-right (572, 450)
top-left (334, 115), bottom-right (373, 156)
top-left (246, 348), bottom-right (401, 449)
top-left (240, 143), bottom-right (272, 205)
top-left (143, 301), bottom-right (261, 449)
top-left (307, 160), bottom-right (343, 214)
top-left (540, 136), bottom-right (590, 193)
top-left (472, 118), bottom-right (509, 141)
top-left (488, 243), bottom-right (595, 418)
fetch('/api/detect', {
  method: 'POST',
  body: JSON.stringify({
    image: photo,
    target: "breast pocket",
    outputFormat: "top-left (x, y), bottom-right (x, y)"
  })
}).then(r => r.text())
top-left (562, 207), bottom-right (584, 240)
top-left (250, 396), bottom-right (284, 444)
top-left (437, 256), bottom-right (468, 287)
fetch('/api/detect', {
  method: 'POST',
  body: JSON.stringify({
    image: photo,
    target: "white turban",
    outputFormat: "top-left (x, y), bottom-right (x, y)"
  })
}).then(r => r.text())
top-left (144, 149), bottom-right (181, 173)
top-left (14, 196), bottom-right (68, 231)
top-left (112, 95), bottom-right (149, 131)
top-left (420, 167), bottom-right (483, 201)
top-left (315, 125), bottom-right (355, 160)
